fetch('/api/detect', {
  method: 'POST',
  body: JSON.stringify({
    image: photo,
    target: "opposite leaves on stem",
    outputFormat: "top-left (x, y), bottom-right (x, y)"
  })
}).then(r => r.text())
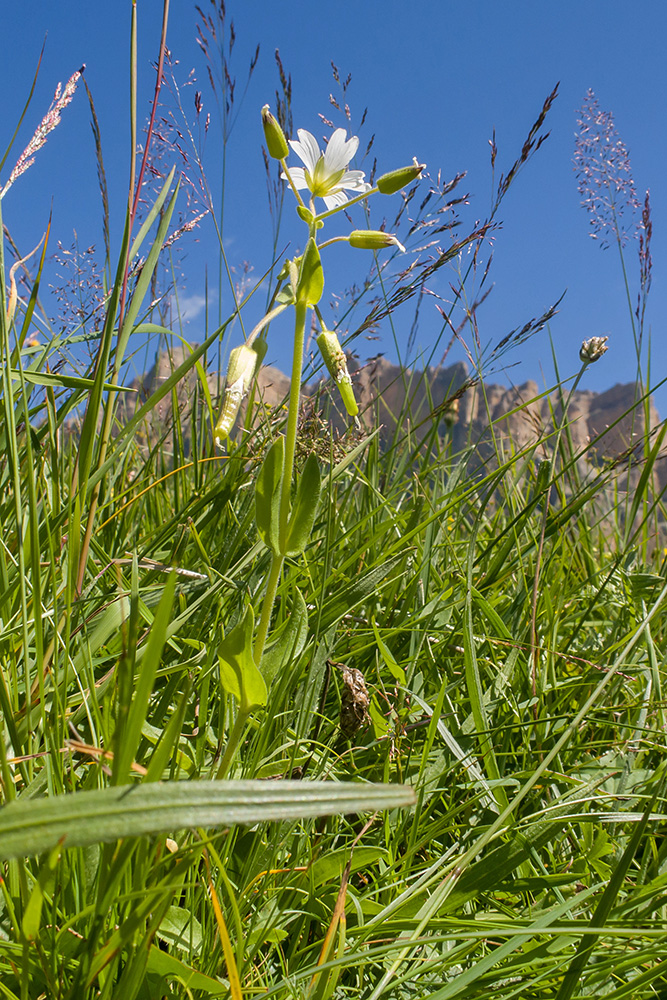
top-left (255, 438), bottom-right (285, 554)
top-left (285, 454), bottom-right (321, 557)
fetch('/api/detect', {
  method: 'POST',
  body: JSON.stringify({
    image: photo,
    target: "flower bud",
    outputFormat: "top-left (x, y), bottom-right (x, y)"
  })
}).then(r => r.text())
top-left (579, 336), bottom-right (609, 364)
top-left (296, 205), bottom-right (314, 225)
top-left (215, 341), bottom-right (265, 441)
top-left (348, 230), bottom-right (406, 253)
top-left (261, 104), bottom-right (289, 160)
top-left (376, 159), bottom-right (425, 195)
top-left (316, 330), bottom-right (359, 416)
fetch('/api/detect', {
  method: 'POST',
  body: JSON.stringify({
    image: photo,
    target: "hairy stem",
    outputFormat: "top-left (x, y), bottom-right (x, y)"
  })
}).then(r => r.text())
top-left (279, 299), bottom-right (308, 552)
top-left (254, 550), bottom-right (283, 666)
top-left (215, 710), bottom-right (249, 780)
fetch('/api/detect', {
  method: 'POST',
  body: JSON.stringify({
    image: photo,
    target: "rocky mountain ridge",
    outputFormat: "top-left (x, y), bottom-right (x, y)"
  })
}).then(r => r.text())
top-left (119, 346), bottom-right (665, 490)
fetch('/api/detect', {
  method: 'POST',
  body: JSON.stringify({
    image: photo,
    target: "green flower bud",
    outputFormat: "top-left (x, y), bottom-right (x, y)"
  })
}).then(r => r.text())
top-left (261, 104), bottom-right (289, 160)
top-left (376, 159), bottom-right (426, 195)
top-left (215, 341), bottom-right (265, 441)
top-left (316, 330), bottom-right (359, 416)
top-left (251, 337), bottom-right (268, 367)
top-left (348, 230), bottom-right (406, 253)
top-left (296, 204), bottom-right (314, 225)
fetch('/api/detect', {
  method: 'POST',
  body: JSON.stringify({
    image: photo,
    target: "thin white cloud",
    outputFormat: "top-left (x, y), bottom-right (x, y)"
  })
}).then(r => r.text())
top-left (171, 292), bottom-right (209, 324)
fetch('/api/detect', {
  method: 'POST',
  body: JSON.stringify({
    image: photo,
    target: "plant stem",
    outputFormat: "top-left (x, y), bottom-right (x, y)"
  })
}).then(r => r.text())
top-left (280, 158), bottom-right (306, 207)
top-left (279, 299), bottom-right (307, 552)
top-left (530, 361), bottom-right (588, 700)
top-left (215, 710), bottom-right (249, 779)
top-left (254, 550), bottom-right (283, 665)
top-left (314, 185), bottom-right (378, 221)
top-left (252, 300), bottom-right (308, 668)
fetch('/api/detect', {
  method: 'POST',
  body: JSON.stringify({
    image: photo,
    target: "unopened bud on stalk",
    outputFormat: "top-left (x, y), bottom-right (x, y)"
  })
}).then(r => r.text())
top-left (316, 329), bottom-right (359, 416)
top-left (261, 104), bottom-right (289, 160)
top-left (579, 336), bottom-right (609, 364)
top-left (215, 340), bottom-right (267, 441)
top-left (348, 230), bottom-right (406, 253)
top-left (376, 158), bottom-right (426, 195)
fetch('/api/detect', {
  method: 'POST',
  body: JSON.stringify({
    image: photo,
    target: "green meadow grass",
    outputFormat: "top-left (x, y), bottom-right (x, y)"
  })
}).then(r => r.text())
top-left (0, 5), bottom-right (666, 998)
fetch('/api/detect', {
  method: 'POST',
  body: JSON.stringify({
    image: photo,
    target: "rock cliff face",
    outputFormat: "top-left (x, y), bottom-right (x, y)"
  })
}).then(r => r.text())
top-left (120, 347), bottom-right (665, 490)
top-left (332, 355), bottom-right (663, 488)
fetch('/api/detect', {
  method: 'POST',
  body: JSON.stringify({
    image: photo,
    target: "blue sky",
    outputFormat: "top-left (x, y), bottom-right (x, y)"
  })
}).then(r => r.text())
top-left (1, 2), bottom-right (665, 407)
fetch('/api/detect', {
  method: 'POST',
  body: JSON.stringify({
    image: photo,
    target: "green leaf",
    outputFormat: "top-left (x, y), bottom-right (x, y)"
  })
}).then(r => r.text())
top-left (146, 946), bottom-right (229, 995)
top-left (296, 238), bottom-right (324, 306)
top-left (309, 846), bottom-right (388, 887)
top-left (156, 906), bottom-right (203, 956)
top-left (9, 369), bottom-right (135, 392)
top-left (113, 575), bottom-right (176, 784)
top-left (261, 588), bottom-right (309, 684)
top-left (255, 438), bottom-right (284, 553)
top-left (275, 285), bottom-right (295, 305)
top-left (322, 555), bottom-right (405, 629)
top-left (555, 800), bottom-right (655, 1000)
top-left (0, 780), bottom-right (415, 860)
top-left (369, 697), bottom-right (392, 739)
top-left (21, 841), bottom-right (61, 940)
top-left (285, 454), bottom-right (321, 557)
top-left (372, 620), bottom-right (406, 685)
top-left (218, 606), bottom-right (267, 713)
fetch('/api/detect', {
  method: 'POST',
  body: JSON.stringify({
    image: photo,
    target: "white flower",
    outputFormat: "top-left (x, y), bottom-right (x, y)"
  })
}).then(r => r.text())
top-left (283, 127), bottom-right (371, 209)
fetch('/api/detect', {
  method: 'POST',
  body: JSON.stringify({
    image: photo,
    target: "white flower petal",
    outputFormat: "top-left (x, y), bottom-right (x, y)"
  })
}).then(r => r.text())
top-left (339, 170), bottom-right (371, 192)
top-left (282, 166), bottom-right (310, 190)
top-left (289, 129), bottom-right (321, 172)
top-left (324, 128), bottom-right (359, 172)
top-left (322, 190), bottom-right (349, 210)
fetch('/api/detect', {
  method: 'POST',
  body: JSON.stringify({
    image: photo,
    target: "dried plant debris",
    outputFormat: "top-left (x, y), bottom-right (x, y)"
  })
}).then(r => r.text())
top-left (332, 661), bottom-right (370, 739)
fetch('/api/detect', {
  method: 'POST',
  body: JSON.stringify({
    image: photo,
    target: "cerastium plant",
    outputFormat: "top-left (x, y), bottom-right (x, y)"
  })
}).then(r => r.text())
top-left (0, 10), bottom-right (416, 991)
top-left (212, 106), bottom-right (425, 775)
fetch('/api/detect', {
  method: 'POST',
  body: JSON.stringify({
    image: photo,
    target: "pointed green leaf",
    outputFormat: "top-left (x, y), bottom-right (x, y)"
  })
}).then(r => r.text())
top-left (146, 945), bottom-right (229, 994)
top-left (285, 453), bottom-right (321, 557)
top-left (255, 438), bottom-right (284, 553)
top-left (555, 800), bottom-right (655, 1000)
top-left (21, 841), bottom-right (61, 940)
top-left (261, 588), bottom-right (309, 684)
top-left (9, 370), bottom-right (135, 392)
top-left (322, 555), bottom-right (405, 629)
top-left (372, 620), bottom-right (406, 685)
top-left (369, 697), bottom-right (393, 739)
top-left (156, 906), bottom-right (203, 955)
top-left (0, 780), bottom-right (415, 860)
top-left (114, 574), bottom-right (176, 784)
top-left (218, 606), bottom-right (267, 713)
top-left (296, 238), bottom-right (324, 306)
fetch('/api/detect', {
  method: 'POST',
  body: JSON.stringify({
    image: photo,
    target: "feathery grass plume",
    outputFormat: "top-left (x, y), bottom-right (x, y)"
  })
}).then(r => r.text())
top-left (133, 53), bottom-right (211, 331)
top-left (573, 88), bottom-right (641, 250)
top-left (0, 66), bottom-right (84, 200)
top-left (49, 237), bottom-right (106, 336)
